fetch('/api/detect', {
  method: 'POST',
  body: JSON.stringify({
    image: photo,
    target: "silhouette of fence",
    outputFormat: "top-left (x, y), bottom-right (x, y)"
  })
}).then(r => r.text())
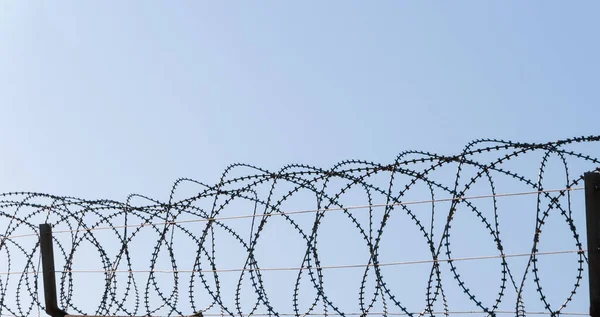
top-left (1, 136), bottom-right (599, 317)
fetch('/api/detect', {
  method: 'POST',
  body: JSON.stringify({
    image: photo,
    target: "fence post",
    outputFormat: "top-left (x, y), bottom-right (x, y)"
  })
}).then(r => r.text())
top-left (39, 224), bottom-right (68, 317)
top-left (586, 172), bottom-right (600, 317)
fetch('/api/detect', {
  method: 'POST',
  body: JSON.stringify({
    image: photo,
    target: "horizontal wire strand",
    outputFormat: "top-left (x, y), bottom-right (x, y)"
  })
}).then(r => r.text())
top-left (0, 187), bottom-right (583, 241)
top-left (0, 249), bottom-right (585, 276)
top-left (183, 312), bottom-right (589, 316)
top-left (194, 313), bottom-right (589, 317)
top-left (0, 311), bottom-right (589, 316)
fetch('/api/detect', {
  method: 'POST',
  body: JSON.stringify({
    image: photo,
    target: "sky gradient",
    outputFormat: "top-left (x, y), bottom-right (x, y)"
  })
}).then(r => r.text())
top-left (0, 2), bottom-right (599, 316)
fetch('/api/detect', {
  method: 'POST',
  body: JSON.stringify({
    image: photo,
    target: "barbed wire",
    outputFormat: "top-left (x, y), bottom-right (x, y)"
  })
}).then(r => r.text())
top-left (0, 135), bottom-right (599, 317)
top-left (0, 248), bottom-right (587, 276)
top-left (0, 186), bottom-right (584, 242)
top-left (0, 311), bottom-right (593, 317)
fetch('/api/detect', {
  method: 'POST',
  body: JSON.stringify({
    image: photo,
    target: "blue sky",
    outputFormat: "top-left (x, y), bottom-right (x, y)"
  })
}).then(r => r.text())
top-left (0, 1), bottom-right (599, 316)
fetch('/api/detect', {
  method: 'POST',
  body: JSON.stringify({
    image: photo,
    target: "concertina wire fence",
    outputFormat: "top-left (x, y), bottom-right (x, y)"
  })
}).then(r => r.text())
top-left (1, 136), bottom-right (599, 317)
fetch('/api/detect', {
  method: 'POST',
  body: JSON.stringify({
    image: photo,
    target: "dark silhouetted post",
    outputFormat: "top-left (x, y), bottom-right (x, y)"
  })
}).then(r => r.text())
top-left (39, 224), bottom-right (67, 317)
top-left (585, 172), bottom-right (600, 317)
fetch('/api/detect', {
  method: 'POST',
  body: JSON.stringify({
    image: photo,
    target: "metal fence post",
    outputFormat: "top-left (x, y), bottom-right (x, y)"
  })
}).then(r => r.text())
top-left (39, 223), bottom-right (68, 317)
top-left (585, 172), bottom-right (600, 317)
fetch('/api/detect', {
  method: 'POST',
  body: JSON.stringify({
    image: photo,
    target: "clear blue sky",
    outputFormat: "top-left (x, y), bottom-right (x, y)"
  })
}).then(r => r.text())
top-left (0, 1), bottom-right (598, 316)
